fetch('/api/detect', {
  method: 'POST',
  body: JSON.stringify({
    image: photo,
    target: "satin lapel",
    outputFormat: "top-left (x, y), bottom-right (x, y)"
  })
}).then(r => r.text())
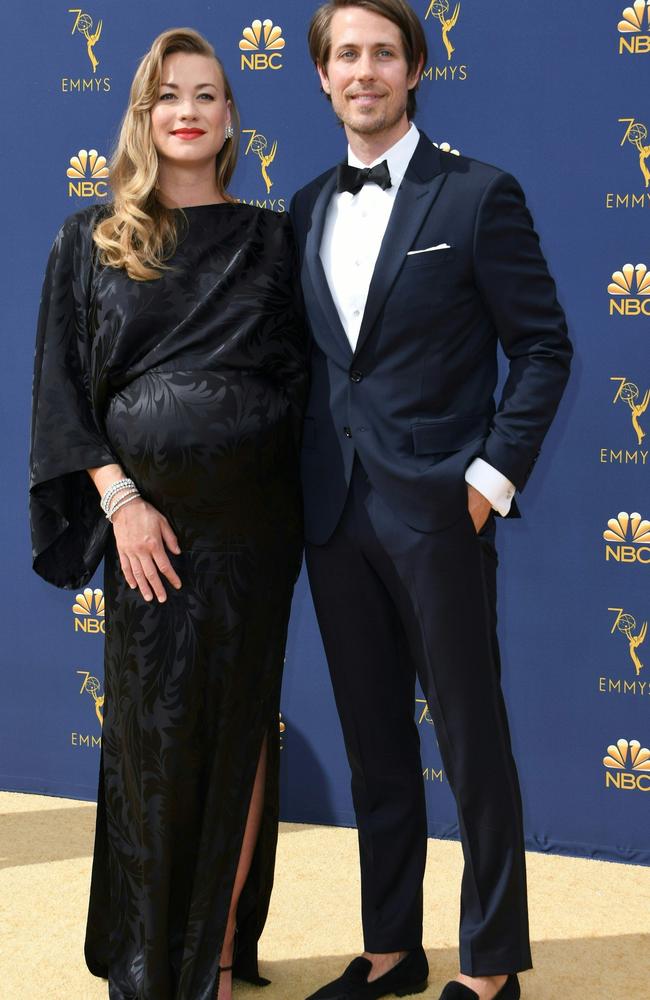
top-left (304, 169), bottom-right (353, 360)
top-left (353, 138), bottom-right (447, 359)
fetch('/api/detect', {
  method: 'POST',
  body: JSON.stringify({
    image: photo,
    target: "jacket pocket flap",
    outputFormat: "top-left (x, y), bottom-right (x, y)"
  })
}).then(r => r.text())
top-left (411, 415), bottom-right (490, 455)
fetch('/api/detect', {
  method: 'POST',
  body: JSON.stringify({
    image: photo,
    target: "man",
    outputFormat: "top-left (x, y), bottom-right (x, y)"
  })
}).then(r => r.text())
top-left (290, 2), bottom-right (572, 999)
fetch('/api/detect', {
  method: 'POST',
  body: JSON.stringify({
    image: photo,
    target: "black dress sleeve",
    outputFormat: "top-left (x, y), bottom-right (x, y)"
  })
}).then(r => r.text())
top-left (29, 209), bottom-right (116, 589)
top-left (259, 211), bottom-right (308, 436)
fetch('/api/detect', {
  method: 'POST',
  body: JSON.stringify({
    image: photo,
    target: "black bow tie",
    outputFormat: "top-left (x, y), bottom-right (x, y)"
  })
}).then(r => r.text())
top-left (337, 159), bottom-right (392, 196)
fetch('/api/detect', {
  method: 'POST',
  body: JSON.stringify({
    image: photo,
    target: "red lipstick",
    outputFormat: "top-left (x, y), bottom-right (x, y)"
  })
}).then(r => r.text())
top-left (171, 128), bottom-right (206, 140)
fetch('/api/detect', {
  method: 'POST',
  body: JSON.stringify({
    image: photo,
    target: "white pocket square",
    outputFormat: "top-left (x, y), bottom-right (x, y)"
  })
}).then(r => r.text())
top-left (406, 243), bottom-right (451, 256)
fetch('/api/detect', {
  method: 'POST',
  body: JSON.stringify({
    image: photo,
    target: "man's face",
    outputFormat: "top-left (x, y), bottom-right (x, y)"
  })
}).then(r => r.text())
top-left (317, 6), bottom-right (421, 140)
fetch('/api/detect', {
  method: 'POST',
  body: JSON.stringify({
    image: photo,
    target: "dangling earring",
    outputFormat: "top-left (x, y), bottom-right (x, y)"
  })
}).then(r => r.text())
top-left (225, 124), bottom-right (234, 141)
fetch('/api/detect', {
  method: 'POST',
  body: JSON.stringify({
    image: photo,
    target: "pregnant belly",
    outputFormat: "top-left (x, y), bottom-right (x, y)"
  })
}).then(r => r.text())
top-left (104, 369), bottom-right (294, 521)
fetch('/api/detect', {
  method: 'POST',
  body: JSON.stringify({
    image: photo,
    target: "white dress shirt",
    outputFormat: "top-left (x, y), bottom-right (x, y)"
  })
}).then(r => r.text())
top-left (319, 123), bottom-right (516, 516)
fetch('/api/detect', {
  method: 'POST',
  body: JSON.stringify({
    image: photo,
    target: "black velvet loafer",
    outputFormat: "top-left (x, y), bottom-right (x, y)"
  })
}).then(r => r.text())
top-left (305, 946), bottom-right (429, 999)
top-left (438, 974), bottom-right (520, 1000)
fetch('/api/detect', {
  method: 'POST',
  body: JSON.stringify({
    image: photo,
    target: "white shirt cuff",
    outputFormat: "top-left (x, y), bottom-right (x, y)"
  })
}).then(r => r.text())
top-left (465, 457), bottom-right (516, 517)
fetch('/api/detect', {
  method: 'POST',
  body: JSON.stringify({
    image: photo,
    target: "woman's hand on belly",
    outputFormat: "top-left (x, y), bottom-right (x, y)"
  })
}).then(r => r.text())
top-left (112, 498), bottom-right (182, 602)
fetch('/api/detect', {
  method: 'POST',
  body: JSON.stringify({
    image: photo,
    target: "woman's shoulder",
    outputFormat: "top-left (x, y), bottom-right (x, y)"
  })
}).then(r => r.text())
top-left (234, 201), bottom-right (291, 231)
top-left (247, 206), bottom-right (294, 251)
top-left (55, 201), bottom-right (113, 245)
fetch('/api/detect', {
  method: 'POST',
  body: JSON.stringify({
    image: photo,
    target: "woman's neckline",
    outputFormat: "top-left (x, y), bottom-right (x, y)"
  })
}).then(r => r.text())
top-left (173, 202), bottom-right (237, 210)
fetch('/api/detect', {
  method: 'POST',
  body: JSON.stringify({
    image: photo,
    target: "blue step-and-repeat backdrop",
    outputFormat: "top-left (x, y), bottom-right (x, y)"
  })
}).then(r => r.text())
top-left (0, 1), bottom-right (648, 865)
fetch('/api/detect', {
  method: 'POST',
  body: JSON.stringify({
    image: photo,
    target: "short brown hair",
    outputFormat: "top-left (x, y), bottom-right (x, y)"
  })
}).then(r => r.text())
top-left (308, 0), bottom-right (427, 120)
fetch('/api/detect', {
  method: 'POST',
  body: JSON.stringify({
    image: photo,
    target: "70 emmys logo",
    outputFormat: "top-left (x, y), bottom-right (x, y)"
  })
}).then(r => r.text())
top-left (603, 511), bottom-right (650, 563)
top-left (71, 669), bottom-right (103, 748)
top-left (239, 20), bottom-right (285, 71)
top-left (610, 377), bottom-right (649, 448)
top-left (243, 130), bottom-right (278, 194)
top-left (618, 1), bottom-right (650, 54)
top-left (619, 118), bottom-right (650, 188)
top-left (69, 8), bottom-right (102, 72)
top-left (62, 8), bottom-right (110, 93)
top-left (416, 698), bottom-right (445, 782)
top-left (606, 118), bottom-right (650, 207)
top-left (609, 607), bottom-right (647, 676)
top-left (422, 1), bottom-right (467, 82)
top-left (598, 606), bottom-right (649, 699)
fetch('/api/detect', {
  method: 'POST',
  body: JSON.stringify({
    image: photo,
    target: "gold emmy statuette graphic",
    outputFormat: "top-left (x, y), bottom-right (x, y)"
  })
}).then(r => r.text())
top-left (619, 118), bottom-right (650, 187)
top-left (425, 0), bottom-right (461, 62)
top-left (77, 669), bottom-right (104, 727)
top-left (243, 130), bottom-right (278, 194)
top-left (609, 607), bottom-right (647, 676)
top-left (603, 737), bottom-right (650, 770)
top-left (611, 376), bottom-right (650, 446)
top-left (69, 9), bottom-right (102, 73)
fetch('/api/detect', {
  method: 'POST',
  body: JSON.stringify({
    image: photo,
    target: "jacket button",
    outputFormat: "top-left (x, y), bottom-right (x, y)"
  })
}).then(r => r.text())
top-left (350, 370), bottom-right (363, 383)
top-left (344, 426), bottom-right (352, 438)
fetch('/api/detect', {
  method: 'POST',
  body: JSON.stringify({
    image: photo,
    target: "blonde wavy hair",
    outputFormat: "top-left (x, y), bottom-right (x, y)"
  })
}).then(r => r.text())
top-left (94, 28), bottom-right (240, 281)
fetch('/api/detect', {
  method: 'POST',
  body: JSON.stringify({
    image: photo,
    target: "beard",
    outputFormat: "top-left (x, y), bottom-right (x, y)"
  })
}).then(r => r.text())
top-left (331, 92), bottom-right (408, 137)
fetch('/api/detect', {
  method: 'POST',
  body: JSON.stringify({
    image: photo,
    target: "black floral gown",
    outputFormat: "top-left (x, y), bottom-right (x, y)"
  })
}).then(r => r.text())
top-left (29, 203), bottom-right (306, 1000)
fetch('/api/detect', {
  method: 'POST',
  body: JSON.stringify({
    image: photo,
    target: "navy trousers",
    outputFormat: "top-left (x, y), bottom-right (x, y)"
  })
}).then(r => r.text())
top-left (305, 460), bottom-right (532, 976)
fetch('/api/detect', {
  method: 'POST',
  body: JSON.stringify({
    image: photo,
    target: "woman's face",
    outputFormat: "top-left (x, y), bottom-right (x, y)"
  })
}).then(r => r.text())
top-left (150, 52), bottom-right (232, 167)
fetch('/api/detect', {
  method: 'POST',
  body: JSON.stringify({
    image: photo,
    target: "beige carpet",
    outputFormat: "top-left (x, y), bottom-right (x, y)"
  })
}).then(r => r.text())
top-left (1, 792), bottom-right (649, 999)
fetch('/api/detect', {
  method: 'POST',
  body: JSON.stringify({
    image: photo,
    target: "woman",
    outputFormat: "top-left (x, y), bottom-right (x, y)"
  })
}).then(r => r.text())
top-left (30, 28), bottom-right (306, 1000)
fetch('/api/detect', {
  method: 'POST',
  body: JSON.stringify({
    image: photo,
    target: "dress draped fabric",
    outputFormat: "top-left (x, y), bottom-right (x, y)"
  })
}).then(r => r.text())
top-left (30, 203), bottom-right (306, 1000)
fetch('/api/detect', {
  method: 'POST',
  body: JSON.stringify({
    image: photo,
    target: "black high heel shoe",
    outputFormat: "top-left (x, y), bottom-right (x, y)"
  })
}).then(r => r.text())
top-left (438, 974), bottom-right (520, 1000)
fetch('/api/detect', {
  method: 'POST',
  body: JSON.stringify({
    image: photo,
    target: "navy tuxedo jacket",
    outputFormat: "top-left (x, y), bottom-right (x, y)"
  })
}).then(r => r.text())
top-left (290, 132), bottom-right (572, 544)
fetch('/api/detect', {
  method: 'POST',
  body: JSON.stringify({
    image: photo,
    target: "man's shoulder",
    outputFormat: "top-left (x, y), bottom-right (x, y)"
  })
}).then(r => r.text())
top-left (433, 146), bottom-right (521, 199)
top-left (291, 166), bottom-right (337, 212)
top-left (437, 148), bottom-right (512, 185)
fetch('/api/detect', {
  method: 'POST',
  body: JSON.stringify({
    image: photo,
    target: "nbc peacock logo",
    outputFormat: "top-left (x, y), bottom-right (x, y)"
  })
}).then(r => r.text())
top-left (608, 263), bottom-right (650, 315)
top-left (67, 149), bottom-right (109, 199)
top-left (603, 511), bottom-right (650, 563)
top-left (603, 738), bottom-right (650, 790)
top-left (239, 19), bottom-right (285, 71)
top-left (618, 1), bottom-right (650, 54)
top-left (72, 587), bottom-right (105, 634)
